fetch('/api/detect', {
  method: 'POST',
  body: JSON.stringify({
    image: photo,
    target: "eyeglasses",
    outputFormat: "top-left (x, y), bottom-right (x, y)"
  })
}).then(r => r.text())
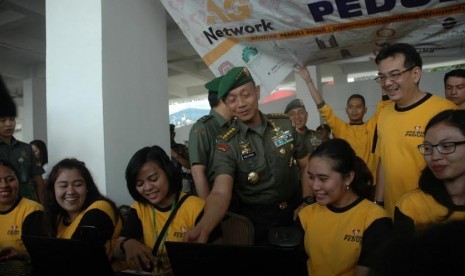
top-left (374, 66), bottom-right (416, 83)
top-left (417, 141), bottom-right (465, 155)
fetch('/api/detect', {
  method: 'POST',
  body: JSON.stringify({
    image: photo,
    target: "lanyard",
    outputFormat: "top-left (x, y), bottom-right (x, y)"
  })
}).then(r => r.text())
top-left (151, 196), bottom-right (177, 258)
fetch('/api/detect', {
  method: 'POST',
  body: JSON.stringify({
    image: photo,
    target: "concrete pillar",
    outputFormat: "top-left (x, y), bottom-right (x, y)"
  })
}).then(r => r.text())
top-left (22, 77), bottom-right (47, 143)
top-left (46, 0), bottom-right (168, 205)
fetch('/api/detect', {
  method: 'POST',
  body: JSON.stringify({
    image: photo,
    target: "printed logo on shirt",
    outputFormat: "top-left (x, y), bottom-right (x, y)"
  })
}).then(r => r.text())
top-left (343, 228), bottom-right (362, 243)
top-left (7, 225), bottom-right (20, 236)
top-left (173, 226), bottom-right (189, 238)
top-left (405, 125), bottom-right (424, 137)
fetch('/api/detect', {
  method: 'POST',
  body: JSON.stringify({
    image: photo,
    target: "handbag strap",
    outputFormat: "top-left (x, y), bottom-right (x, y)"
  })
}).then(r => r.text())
top-left (152, 194), bottom-right (190, 255)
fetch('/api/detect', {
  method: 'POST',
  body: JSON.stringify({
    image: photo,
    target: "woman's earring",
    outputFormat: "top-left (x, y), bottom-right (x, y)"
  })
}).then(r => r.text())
top-left (345, 184), bottom-right (350, 190)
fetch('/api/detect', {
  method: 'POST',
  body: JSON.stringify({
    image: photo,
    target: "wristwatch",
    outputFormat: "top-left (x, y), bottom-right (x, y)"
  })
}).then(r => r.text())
top-left (302, 196), bottom-right (315, 205)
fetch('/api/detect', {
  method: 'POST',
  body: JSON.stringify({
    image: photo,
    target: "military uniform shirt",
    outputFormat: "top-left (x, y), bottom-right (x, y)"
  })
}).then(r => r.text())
top-left (0, 137), bottom-right (44, 201)
top-left (188, 110), bottom-right (230, 185)
top-left (303, 127), bottom-right (325, 153)
top-left (213, 112), bottom-right (309, 205)
top-left (0, 197), bottom-right (43, 252)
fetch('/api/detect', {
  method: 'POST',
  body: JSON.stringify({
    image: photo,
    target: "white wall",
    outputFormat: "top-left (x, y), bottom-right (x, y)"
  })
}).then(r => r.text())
top-left (323, 70), bottom-right (447, 122)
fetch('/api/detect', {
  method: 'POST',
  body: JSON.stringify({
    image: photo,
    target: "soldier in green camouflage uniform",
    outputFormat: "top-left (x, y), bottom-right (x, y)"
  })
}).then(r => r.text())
top-left (285, 98), bottom-right (325, 153)
top-left (188, 76), bottom-right (233, 199)
top-left (184, 67), bottom-right (311, 245)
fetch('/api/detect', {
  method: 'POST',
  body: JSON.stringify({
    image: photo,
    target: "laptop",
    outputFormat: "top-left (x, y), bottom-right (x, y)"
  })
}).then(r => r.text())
top-left (165, 241), bottom-right (308, 276)
top-left (21, 234), bottom-right (114, 276)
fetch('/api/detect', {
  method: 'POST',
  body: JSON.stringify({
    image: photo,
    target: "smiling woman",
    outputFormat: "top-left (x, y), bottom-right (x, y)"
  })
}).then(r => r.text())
top-left (296, 139), bottom-right (392, 276)
top-left (112, 145), bottom-right (220, 274)
top-left (394, 109), bottom-right (465, 236)
top-left (41, 158), bottom-right (122, 266)
top-left (0, 159), bottom-right (43, 262)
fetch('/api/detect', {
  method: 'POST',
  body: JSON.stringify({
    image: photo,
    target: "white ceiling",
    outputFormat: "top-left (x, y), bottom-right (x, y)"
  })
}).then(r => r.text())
top-left (0, 0), bottom-right (217, 100)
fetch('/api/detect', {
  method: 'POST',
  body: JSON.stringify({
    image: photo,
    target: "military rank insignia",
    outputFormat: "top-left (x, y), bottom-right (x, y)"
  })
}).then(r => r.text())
top-left (271, 129), bottom-right (293, 148)
top-left (216, 143), bottom-right (230, 152)
top-left (239, 140), bottom-right (256, 160)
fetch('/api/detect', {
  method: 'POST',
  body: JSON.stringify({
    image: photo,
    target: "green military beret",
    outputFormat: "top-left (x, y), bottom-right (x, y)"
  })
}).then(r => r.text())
top-left (205, 76), bottom-right (223, 93)
top-left (284, 98), bottom-right (306, 113)
top-left (218, 66), bottom-right (254, 99)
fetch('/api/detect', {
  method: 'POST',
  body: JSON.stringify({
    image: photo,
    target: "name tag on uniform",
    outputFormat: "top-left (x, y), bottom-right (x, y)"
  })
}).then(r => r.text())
top-left (271, 130), bottom-right (293, 148)
top-left (242, 152), bottom-right (256, 160)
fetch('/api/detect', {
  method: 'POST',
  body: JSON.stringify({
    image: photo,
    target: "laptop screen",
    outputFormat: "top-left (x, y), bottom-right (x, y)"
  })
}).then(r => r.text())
top-left (21, 235), bottom-right (114, 276)
top-left (165, 241), bottom-right (308, 276)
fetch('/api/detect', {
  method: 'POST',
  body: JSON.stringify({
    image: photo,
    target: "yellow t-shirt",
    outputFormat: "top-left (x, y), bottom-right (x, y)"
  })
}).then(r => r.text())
top-left (396, 189), bottom-right (465, 229)
top-left (0, 197), bottom-right (43, 252)
top-left (376, 94), bottom-right (456, 216)
top-left (298, 199), bottom-right (391, 276)
top-left (319, 100), bottom-right (392, 184)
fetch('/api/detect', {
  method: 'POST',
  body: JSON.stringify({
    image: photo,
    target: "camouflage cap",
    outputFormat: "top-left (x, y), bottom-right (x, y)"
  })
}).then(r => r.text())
top-left (218, 67), bottom-right (254, 99)
top-left (284, 98), bottom-right (306, 113)
top-left (204, 76), bottom-right (223, 93)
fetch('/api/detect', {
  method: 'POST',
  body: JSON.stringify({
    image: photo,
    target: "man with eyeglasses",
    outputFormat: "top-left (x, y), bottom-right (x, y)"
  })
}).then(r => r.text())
top-left (444, 69), bottom-right (465, 110)
top-left (183, 66), bottom-right (311, 245)
top-left (373, 43), bottom-right (456, 217)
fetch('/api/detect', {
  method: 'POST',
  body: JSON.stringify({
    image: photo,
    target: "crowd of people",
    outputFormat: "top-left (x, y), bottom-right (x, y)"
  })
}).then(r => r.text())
top-left (1, 43), bottom-right (465, 275)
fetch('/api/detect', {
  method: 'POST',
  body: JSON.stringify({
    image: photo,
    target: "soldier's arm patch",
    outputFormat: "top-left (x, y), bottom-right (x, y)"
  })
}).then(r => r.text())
top-left (216, 143), bottom-right (231, 152)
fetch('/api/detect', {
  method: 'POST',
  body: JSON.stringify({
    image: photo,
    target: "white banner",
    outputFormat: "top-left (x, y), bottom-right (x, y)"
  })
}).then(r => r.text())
top-left (161, 0), bottom-right (465, 94)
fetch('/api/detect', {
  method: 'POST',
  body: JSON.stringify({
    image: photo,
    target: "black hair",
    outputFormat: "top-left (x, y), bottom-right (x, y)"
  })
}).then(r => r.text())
top-left (347, 94), bottom-right (366, 106)
top-left (208, 90), bottom-right (220, 108)
top-left (419, 109), bottom-right (465, 220)
top-left (311, 138), bottom-right (372, 199)
top-left (443, 69), bottom-right (465, 86)
top-left (125, 145), bottom-right (181, 204)
top-left (0, 158), bottom-right (20, 183)
top-left (375, 43), bottom-right (422, 69)
top-left (0, 74), bottom-right (17, 117)
top-left (30, 139), bottom-right (49, 165)
top-left (43, 158), bottom-right (120, 237)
